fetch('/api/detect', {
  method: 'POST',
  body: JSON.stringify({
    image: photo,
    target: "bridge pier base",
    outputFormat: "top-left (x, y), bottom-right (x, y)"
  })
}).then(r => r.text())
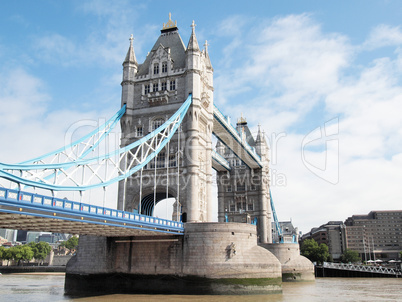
top-left (65, 223), bottom-right (283, 296)
top-left (260, 243), bottom-right (315, 282)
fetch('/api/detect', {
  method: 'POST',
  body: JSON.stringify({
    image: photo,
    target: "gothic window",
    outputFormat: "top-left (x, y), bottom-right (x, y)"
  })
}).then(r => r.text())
top-left (236, 182), bottom-right (245, 191)
top-left (144, 84), bottom-right (150, 94)
top-left (162, 62), bottom-right (168, 73)
top-left (135, 126), bottom-right (143, 137)
top-left (237, 202), bottom-right (245, 211)
top-left (153, 82), bottom-right (158, 92)
top-left (247, 204), bottom-right (254, 211)
top-left (151, 118), bottom-right (164, 131)
top-left (153, 63), bottom-right (159, 74)
top-left (170, 79), bottom-right (176, 91)
top-left (230, 204), bottom-right (235, 212)
top-left (168, 154), bottom-right (177, 167)
top-left (156, 152), bottom-right (165, 168)
top-left (226, 186), bottom-right (232, 192)
top-left (161, 81), bottom-right (167, 91)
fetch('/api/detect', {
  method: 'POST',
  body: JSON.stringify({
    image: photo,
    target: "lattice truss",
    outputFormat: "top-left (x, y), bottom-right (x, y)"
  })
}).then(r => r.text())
top-left (0, 95), bottom-right (191, 192)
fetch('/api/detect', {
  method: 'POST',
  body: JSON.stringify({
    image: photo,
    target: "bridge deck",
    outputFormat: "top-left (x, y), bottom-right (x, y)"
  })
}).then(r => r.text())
top-left (0, 188), bottom-right (183, 236)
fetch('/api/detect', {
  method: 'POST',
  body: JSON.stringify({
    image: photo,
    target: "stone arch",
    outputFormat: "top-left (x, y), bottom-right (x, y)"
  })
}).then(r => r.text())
top-left (140, 192), bottom-right (175, 216)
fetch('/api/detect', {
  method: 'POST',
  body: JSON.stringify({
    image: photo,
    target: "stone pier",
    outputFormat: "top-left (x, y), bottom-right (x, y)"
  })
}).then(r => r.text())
top-left (65, 223), bottom-right (283, 295)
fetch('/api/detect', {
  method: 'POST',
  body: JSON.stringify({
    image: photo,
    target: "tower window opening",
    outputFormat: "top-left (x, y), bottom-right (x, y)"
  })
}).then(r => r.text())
top-left (152, 118), bottom-right (164, 131)
top-left (170, 80), bottom-right (176, 91)
top-left (161, 81), bottom-right (167, 91)
top-left (168, 154), bottom-right (177, 167)
top-left (135, 126), bottom-right (143, 137)
top-left (162, 62), bottom-right (168, 73)
top-left (144, 84), bottom-right (150, 94)
top-left (236, 182), bottom-right (245, 191)
top-left (153, 83), bottom-right (158, 92)
top-left (153, 63), bottom-right (159, 74)
top-left (156, 152), bottom-right (166, 168)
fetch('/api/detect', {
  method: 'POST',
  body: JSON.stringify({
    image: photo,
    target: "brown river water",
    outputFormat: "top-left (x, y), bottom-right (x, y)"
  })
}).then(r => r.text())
top-left (0, 273), bottom-right (400, 301)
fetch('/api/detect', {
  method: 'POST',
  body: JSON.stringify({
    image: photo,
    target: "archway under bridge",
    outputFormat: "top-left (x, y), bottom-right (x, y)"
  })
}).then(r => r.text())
top-left (140, 192), bottom-right (175, 217)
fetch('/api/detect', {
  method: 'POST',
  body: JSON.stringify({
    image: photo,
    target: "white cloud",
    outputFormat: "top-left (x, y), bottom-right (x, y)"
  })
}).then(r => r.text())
top-left (363, 24), bottom-right (402, 50)
top-left (213, 14), bottom-right (402, 232)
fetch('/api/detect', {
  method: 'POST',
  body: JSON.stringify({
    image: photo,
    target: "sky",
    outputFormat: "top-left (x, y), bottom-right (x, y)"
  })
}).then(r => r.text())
top-left (0, 0), bottom-right (402, 233)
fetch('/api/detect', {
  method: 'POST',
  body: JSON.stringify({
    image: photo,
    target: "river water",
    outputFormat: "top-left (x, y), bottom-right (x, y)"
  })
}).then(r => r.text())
top-left (0, 273), bottom-right (401, 301)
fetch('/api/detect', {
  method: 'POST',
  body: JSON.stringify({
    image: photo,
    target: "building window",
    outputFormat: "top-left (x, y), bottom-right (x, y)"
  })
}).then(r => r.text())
top-left (162, 62), bottom-right (168, 73)
top-left (153, 83), bottom-right (158, 92)
top-left (153, 63), bottom-right (159, 74)
top-left (156, 152), bottom-right (165, 168)
top-left (236, 182), bottom-right (245, 191)
top-left (170, 80), bottom-right (176, 90)
top-left (226, 186), bottom-right (232, 192)
top-left (135, 126), bottom-right (143, 137)
top-left (168, 154), bottom-right (177, 167)
top-left (151, 118), bottom-right (164, 131)
top-left (230, 204), bottom-right (235, 212)
top-left (144, 84), bottom-right (150, 94)
top-left (247, 204), bottom-right (254, 211)
top-left (161, 81), bottom-right (167, 91)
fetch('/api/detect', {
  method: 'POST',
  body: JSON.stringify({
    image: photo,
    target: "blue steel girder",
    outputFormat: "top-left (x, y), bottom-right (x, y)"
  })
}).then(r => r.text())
top-left (212, 105), bottom-right (262, 169)
top-left (0, 95), bottom-right (192, 191)
top-left (0, 187), bottom-right (183, 236)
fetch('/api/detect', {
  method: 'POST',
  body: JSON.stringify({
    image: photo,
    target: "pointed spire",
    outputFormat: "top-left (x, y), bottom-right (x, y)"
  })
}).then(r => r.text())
top-left (256, 124), bottom-right (262, 142)
top-left (204, 40), bottom-right (213, 70)
top-left (124, 34), bottom-right (138, 65)
top-left (187, 20), bottom-right (200, 51)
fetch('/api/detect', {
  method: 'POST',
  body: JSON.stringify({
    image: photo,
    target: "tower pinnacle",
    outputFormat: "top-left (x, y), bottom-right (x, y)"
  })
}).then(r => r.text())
top-left (187, 20), bottom-right (200, 51)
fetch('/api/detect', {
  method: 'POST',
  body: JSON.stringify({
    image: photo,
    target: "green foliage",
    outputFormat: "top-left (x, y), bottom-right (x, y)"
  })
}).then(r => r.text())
top-left (300, 239), bottom-right (330, 264)
top-left (11, 245), bottom-right (34, 263)
top-left (61, 236), bottom-right (79, 251)
top-left (341, 249), bottom-right (361, 263)
top-left (28, 242), bottom-right (52, 261)
top-left (1, 247), bottom-right (13, 261)
top-left (0, 246), bottom-right (5, 258)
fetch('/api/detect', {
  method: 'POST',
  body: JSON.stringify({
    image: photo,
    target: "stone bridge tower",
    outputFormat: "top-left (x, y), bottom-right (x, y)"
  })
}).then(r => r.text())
top-left (117, 15), bottom-right (214, 223)
top-left (216, 118), bottom-right (273, 243)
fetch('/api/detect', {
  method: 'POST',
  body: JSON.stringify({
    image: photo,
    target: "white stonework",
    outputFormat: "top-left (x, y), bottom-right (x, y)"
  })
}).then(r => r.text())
top-left (118, 18), bottom-right (214, 223)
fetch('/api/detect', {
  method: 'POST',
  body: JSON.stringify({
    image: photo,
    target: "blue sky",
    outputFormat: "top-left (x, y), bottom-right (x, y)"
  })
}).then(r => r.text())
top-left (1, 0), bottom-right (402, 233)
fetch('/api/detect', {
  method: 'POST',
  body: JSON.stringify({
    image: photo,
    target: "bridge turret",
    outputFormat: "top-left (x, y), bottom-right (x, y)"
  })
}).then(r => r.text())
top-left (121, 34), bottom-right (138, 110)
top-left (118, 15), bottom-right (214, 223)
top-left (255, 124), bottom-right (269, 159)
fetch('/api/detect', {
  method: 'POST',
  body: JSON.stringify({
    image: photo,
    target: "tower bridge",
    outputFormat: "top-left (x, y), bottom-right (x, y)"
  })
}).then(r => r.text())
top-left (0, 14), bottom-right (314, 296)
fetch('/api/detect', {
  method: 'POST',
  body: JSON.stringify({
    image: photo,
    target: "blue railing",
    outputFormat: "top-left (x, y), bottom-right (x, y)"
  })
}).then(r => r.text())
top-left (0, 187), bottom-right (184, 233)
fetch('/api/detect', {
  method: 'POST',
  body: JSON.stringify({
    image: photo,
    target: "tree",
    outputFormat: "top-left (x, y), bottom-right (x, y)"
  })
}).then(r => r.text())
top-left (29, 242), bottom-right (52, 264)
top-left (300, 239), bottom-right (330, 264)
top-left (11, 245), bottom-right (34, 265)
top-left (2, 248), bottom-right (13, 266)
top-left (0, 246), bottom-right (5, 259)
top-left (341, 249), bottom-right (361, 263)
top-left (61, 236), bottom-right (79, 252)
